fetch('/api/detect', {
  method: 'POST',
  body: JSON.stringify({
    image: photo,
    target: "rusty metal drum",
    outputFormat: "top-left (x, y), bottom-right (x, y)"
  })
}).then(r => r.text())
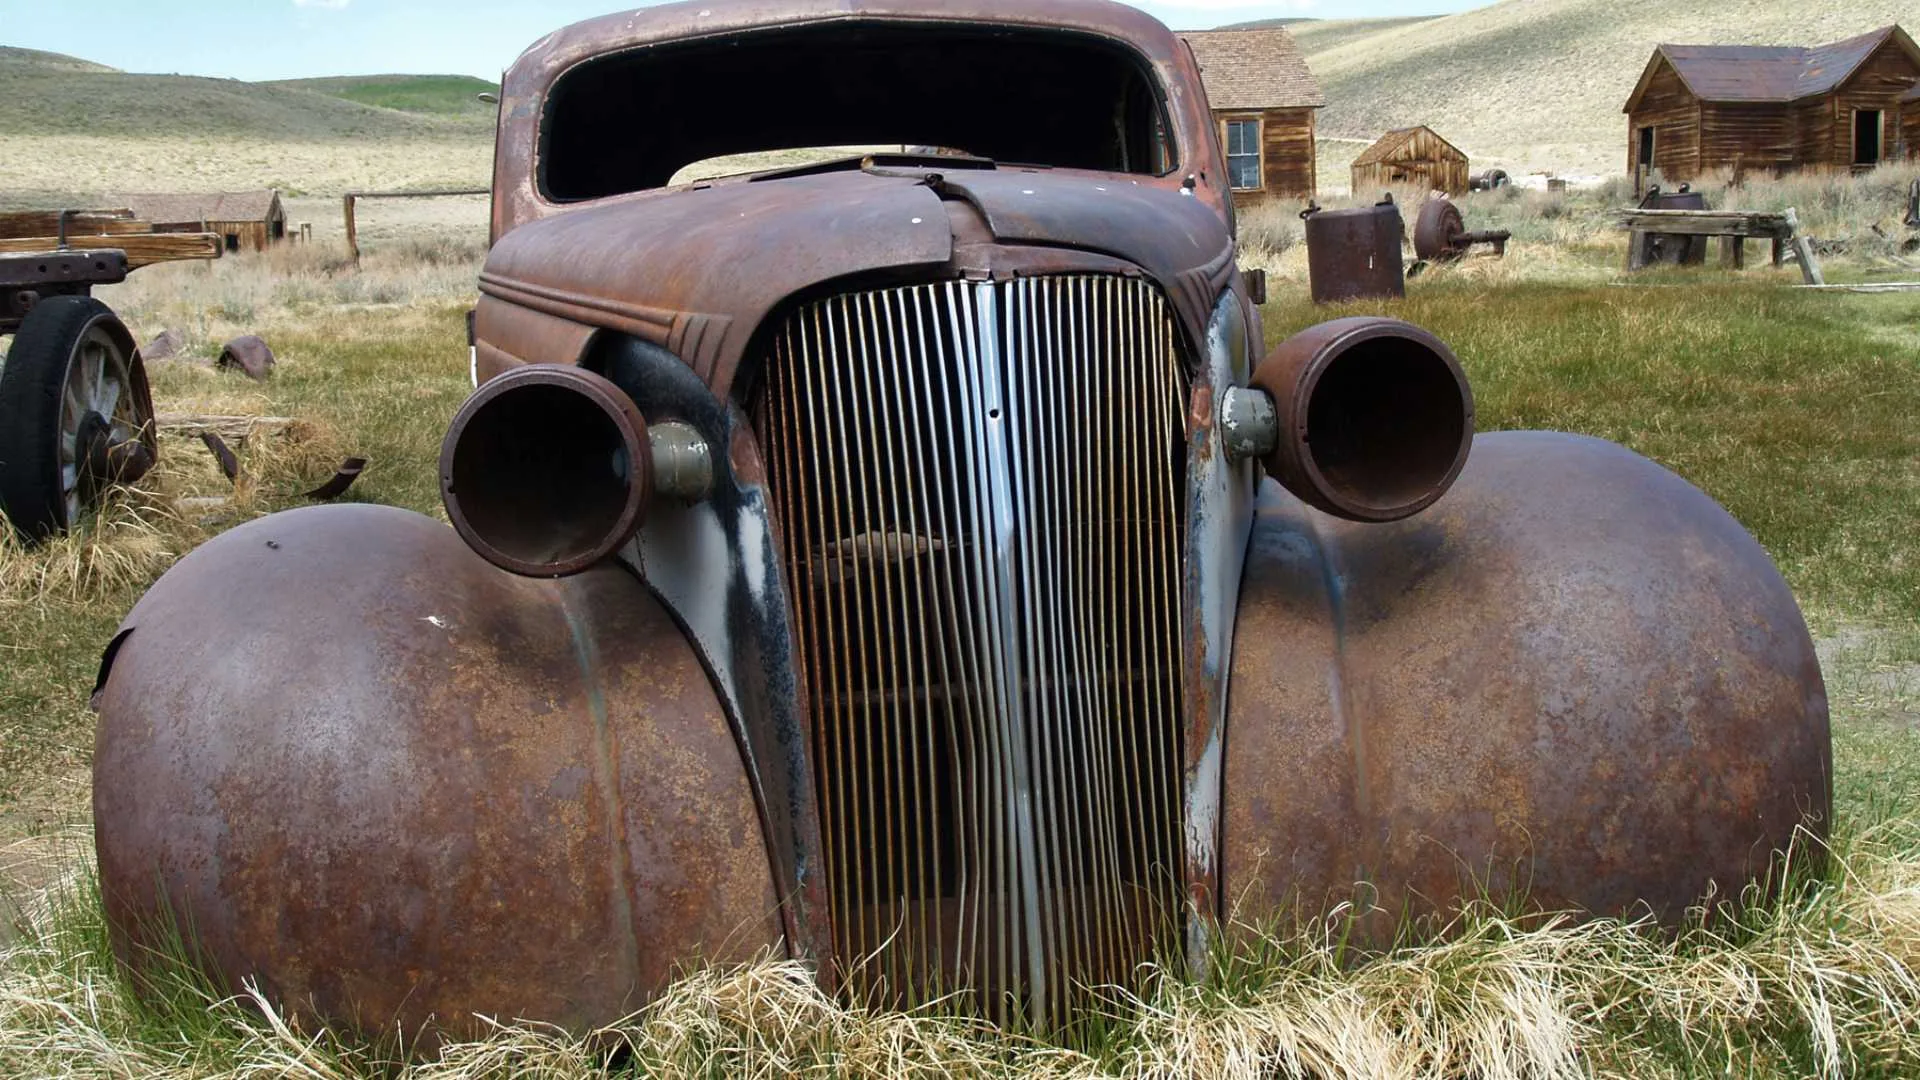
top-left (1303, 198), bottom-right (1406, 304)
top-left (1640, 184), bottom-right (1710, 265)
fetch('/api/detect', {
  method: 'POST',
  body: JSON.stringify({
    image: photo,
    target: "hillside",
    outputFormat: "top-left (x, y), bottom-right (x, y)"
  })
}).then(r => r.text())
top-left (0, 50), bottom-right (492, 204)
top-left (1281, 0), bottom-right (1920, 178)
top-left (0, 46), bottom-right (117, 73)
top-left (265, 74), bottom-right (499, 118)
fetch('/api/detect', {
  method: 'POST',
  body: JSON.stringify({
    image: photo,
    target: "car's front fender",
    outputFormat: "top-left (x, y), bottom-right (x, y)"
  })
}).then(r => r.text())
top-left (1221, 430), bottom-right (1830, 930)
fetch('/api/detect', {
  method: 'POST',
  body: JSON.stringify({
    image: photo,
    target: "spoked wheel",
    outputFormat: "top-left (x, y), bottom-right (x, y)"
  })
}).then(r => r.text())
top-left (0, 296), bottom-right (157, 542)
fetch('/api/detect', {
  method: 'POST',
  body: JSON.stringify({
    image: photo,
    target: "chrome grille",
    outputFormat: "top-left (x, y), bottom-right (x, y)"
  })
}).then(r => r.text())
top-left (757, 275), bottom-right (1189, 1027)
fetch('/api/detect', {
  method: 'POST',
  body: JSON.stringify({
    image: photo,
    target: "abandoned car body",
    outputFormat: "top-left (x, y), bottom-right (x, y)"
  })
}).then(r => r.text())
top-left (93, 0), bottom-right (1829, 1039)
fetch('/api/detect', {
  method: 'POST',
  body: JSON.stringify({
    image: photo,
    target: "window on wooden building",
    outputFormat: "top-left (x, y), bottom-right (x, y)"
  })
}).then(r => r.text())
top-left (1224, 118), bottom-right (1262, 191)
top-left (1855, 110), bottom-right (1883, 167)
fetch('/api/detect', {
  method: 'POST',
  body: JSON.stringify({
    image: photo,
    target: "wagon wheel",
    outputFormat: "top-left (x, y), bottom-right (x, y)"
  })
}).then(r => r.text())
top-left (1413, 198), bottom-right (1467, 262)
top-left (0, 296), bottom-right (157, 541)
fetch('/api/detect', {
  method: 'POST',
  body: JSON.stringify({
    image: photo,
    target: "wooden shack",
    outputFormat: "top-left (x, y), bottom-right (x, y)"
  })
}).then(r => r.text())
top-left (112, 190), bottom-right (288, 253)
top-left (1349, 126), bottom-right (1470, 195)
top-left (1623, 25), bottom-right (1920, 186)
top-left (1180, 28), bottom-right (1325, 205)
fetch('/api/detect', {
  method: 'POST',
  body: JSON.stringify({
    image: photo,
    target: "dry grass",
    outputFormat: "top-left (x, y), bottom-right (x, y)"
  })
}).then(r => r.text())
top-left (2, 157), bottom-right (1918, 1078)
top-left (3, 823), bottom-right (1920, 1077)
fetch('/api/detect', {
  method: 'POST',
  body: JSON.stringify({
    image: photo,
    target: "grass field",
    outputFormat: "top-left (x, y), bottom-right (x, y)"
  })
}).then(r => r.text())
top-left (264, 74), bottom-right (499, 118)
top-left (0, 207), bottom-right (1916, 1074)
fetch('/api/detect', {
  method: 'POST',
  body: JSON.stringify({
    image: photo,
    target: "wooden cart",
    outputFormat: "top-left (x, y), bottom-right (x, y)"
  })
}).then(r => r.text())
top-left (0, 210), bottom-right (220, 539)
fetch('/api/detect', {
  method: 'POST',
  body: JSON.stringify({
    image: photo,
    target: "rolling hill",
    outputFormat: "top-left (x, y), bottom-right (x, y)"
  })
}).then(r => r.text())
top-left (9, 1), bottom-right (1920, 201)
top-left (0, 48), bottom-right (493, 204)
top-left (265, 74), bottom-right (499, 119)
top-left (1265, 0), bottom-right (1920, 178)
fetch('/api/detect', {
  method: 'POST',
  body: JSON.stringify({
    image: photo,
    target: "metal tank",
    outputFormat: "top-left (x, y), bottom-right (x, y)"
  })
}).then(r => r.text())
top-left (1303, 196), bottom-right (1407, 303)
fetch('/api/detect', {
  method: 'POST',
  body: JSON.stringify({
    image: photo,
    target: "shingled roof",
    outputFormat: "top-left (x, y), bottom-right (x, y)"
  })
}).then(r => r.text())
top-left (1625, 25), bottom-right (1920, 110)
top-left (1180, 28), bottom-right (1325, 110)
top-left (1351, 126), bottom-right (1464, 166)
top-left (112, 190), bottom-right (282, 226)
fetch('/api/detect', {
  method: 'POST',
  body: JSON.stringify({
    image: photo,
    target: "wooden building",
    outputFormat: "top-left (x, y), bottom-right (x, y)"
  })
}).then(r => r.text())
top-left (1349, 126), bottom-right (1470, 195)
top-left (1180, 28), bottom-right (1325, 205)
top-left (1622, 25), bottom-right (1920, 186)
top-left (112, 190), bottom-right (288, 253)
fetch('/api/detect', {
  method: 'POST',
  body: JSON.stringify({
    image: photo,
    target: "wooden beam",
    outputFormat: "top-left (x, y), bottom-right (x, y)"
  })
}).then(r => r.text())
top-left (0, 210), bottom-right (143, 240)
top-left (1783, 207), bottom-right (1824, 286)
top-left (0, 232), bottom-right (222, 268)
top-left (1719, 235), bottom-right (1746, 270)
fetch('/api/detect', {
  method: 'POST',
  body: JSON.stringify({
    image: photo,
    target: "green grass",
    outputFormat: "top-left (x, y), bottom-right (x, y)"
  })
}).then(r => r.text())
top-left (268, 75), bottom-right (500, 118)
top-left (1262, 277), bottom-right (1920, 623)
top-left (1, 259), bottom-right (1918, 1076)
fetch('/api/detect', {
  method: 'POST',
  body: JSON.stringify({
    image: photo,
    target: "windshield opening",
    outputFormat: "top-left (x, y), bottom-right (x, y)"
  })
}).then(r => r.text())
top-left (541, 21), bottom-right (1176, 201)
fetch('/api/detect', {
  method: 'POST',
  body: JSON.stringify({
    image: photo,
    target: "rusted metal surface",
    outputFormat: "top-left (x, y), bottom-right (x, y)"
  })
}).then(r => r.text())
top-left (599, 332), bottom-right (837, 992)
top-left (1178, 291), bottom-right (1258, 977)
top-left (302, 457), bottom-right (367, 500)
top-left (442, 364), bottom-right (653, 577)
top-left (1221, 431), bottom-right (1830, 933)
top-left (199, 432), bottom-right (239, 481)
top-left (1249, 316), bottom-right (1472, 523)
top-left (92, 0), bottom-right (1835, 1046)
top-left (94, 504), bottom-right (783, 1045)
top-left (1413, 196), bottom-right (1510, 262)
top-left (490, 0), bottom-right (1227, 238)
top-left (1302, 198), bottom-right (1406, 304)
top-left (216, 335), bottom-right (275, 381)
top-left (0, 250), bottom-right (128, 332)
top-left (1468, 168), bottom-right (1510, 191)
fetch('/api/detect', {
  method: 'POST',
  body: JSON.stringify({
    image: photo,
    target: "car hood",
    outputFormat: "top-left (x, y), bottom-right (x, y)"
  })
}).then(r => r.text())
top-left (480, 167), bottom-right (1237, 395)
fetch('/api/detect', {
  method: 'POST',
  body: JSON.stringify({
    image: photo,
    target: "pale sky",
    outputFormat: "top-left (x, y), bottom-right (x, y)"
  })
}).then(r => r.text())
top-left (0, 0), bottom-right (1483, 81)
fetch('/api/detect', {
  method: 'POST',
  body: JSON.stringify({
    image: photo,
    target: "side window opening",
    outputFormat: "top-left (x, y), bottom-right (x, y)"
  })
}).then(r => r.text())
top-left (1225, 118), bottom-right (1261, 191)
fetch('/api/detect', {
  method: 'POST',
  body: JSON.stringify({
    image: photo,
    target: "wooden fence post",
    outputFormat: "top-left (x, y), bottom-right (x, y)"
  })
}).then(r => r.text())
top-left (343, 193), bottom-right (359, 262)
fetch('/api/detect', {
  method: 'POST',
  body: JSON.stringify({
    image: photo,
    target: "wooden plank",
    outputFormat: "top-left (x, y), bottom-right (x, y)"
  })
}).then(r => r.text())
top-left (0, 232), bottom-right (222, 268)
top-left (1617, 216), bottom-right (1788, 238)
top-left (1719, 235), bottom-right (1746, 270)
top-left (0, 210), bottom-right (144, 240)
top-left (1620, 209), bottom-right (1792, 221)
top-left (1783, 207), bottom-right (1824, 286)
top-left (156, 413), bottom-right (298, 440)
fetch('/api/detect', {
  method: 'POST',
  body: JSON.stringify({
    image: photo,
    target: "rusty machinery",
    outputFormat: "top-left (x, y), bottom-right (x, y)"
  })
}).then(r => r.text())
top-left (91, 0), bottom-right (1831, 1047)
top-left (1638, 183), bottom-right (1711, 265)
top-left (1414, 195), bottom-right (1511, 263)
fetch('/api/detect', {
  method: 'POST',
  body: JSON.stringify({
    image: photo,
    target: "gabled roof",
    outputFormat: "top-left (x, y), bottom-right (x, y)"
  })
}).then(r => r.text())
top-left (1624, 25), bottom-right (1920, 112)
top-left (1352, 125), bottom-right (1464, 166)
top-left (1180, 28), bottom-right (1325, 110)
top-left (112, 190), bottom-right (282, 225)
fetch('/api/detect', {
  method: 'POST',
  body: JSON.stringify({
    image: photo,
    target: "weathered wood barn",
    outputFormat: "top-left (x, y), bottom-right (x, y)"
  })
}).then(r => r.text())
top-left (1180, 28), bottom-right (1324, 205)
top-left (1349, 126), bottom-right (1470, 195)
top-left (1623, 25), bottom-right (1920, 185)
top-left (113, 190), bottom-right (288, 253)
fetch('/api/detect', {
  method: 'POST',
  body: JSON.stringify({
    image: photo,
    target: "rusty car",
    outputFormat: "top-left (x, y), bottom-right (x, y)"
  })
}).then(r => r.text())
top-left (92, 0), bottom-right (1829, 1041)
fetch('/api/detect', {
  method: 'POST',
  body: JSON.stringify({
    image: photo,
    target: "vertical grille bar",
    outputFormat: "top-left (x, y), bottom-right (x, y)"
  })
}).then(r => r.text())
top-left (759, 275), bottom-right (1189, 1026)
